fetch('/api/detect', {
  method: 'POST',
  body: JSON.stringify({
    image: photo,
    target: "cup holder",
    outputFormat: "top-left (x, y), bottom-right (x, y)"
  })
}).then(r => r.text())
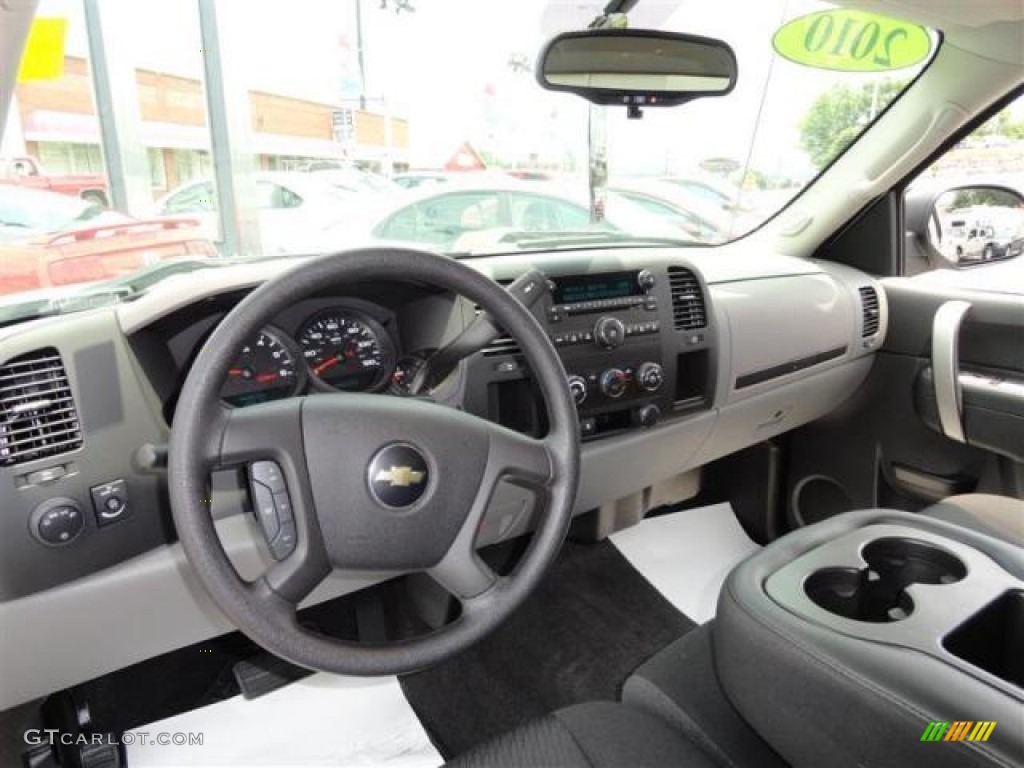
top-left (804, 537), bottom-right (967, 623)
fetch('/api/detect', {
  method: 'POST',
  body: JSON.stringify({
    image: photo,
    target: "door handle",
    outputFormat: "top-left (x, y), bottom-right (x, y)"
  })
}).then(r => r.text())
top-left (931, 300), bottom-right (972, 444)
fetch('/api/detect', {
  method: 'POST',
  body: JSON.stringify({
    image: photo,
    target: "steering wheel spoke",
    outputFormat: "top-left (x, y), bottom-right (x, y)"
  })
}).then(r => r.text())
top-left (429, 543), bottom-right (499, 603)
top-left (260, 542), bottom-right (331, 604)
top-left (427, 423), bottom-right (550, 603)
top-left (486, 423), bottom-right (554, 490)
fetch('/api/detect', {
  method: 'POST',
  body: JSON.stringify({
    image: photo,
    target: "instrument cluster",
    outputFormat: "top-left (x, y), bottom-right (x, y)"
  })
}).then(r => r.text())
top-left (219, 306), bottom-right (429, 407)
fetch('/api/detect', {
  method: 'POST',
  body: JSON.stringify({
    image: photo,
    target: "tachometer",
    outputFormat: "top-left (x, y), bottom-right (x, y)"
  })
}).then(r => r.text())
top-left (220, 327), bottom-right (304, 407)
top-left (297, 310), bottom-right (394, 392)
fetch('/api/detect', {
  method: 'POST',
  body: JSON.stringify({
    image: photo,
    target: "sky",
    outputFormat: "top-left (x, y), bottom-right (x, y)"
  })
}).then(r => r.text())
top-left (33, 0), bottom-right (936, 178)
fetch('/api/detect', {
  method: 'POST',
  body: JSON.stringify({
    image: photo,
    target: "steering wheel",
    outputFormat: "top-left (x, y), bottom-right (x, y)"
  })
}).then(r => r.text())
top-left (168, 248), bottom-right (580, 675)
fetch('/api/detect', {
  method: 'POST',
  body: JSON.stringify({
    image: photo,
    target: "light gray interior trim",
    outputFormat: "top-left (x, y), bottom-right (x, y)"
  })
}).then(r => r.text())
top-left (931, 300), bottom-right (972, 444)
top-left (0, 515), bottom-right (388, 711)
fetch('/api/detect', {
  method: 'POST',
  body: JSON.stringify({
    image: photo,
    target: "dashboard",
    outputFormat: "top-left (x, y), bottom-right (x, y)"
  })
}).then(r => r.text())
top-left (0, 245), bottom-right (888, 710)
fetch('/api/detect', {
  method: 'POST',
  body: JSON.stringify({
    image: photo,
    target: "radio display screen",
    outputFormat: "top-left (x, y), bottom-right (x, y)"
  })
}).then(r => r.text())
top-left (553, 272), bottom-right (640, 304)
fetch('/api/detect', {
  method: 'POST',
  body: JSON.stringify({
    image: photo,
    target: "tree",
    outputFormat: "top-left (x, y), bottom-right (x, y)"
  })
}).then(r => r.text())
top-left (800, 80), bottom-right (906, 171)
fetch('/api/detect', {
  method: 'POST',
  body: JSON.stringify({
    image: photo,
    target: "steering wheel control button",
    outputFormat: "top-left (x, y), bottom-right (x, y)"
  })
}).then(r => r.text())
top-left (31, 499), bottom-right (85, 546)
top-left (250, 479), bottom-right (281, 541)
top-left (368, 443), bottom-right (431, 509)
top-left (90, 479), bottom-right (130, 526)
top-left (270, 521), bottom-right (297, 560)
top-left (249, 461), bottom-right (295, 553)
top-left (251, 460), bottom-right (286, 494)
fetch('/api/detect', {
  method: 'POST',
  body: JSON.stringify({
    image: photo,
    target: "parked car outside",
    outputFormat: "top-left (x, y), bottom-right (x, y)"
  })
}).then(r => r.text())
top-left (156, 171), bottom-right (370, 255)
top-left (326, 179), bottom-right (685, 253)
top-left (0, 185), bottom-right (127, 243)
top-left (0, 156), bottom-right (109, 206)
top-left (610, 179), bottom-right (733, 243)
top-left (0, 217), bottom-right (215, 296)
top-left (392, 171), bottom-right (453, 189)
top-left (308, 168), bottom-right (401, 195)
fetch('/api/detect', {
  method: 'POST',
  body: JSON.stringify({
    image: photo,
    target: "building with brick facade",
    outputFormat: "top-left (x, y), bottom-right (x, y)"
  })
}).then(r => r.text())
top-left (11, 56), bottom-right (409, 197)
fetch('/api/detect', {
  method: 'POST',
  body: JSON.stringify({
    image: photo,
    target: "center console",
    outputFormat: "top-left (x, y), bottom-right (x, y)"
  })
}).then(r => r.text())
top-left (714, 510), bottom-right (1023, 768)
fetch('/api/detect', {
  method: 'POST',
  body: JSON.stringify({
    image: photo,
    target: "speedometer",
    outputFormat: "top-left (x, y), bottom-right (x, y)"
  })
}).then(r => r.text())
top-left (297, 310), bottom-right (394, 392)
top-left (220, 327), bottom-right (304, 407)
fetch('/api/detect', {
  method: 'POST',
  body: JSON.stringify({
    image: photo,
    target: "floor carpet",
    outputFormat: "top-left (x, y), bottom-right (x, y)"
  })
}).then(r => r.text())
top-left (400, 538), bottom-right (696, 758)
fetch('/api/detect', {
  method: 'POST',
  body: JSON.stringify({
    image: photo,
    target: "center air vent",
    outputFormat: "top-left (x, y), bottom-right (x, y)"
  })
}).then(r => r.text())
top-left (482, 334), bottom-right (522, 357)
top-left (667, 267), bottom-right (708, 330)
top-left (0, 348), bottom-right (82, 467)
top-left (859, 285), bottom-right (881, 337)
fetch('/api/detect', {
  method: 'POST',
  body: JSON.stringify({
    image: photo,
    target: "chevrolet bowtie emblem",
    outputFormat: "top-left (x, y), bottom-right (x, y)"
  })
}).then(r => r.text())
top-left (374, 466), bottom-right (426, 488)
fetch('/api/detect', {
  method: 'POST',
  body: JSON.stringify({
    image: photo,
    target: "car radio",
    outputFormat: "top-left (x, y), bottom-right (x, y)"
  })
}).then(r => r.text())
top-left (542, 269), bottom-right (669, 439)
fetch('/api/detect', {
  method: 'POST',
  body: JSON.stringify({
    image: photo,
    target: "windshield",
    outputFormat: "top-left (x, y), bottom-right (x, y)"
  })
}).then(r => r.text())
top-left (0, 0), bottom-right (937, 306)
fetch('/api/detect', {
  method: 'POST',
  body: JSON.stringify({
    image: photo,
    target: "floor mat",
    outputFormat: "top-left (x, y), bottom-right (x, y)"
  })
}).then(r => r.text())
top-left (125, 674), bottom-right (442, 767)
top-left (400, 539), bottom-right (695, 758)
top-left (610, 502), bottom-right (760, 623)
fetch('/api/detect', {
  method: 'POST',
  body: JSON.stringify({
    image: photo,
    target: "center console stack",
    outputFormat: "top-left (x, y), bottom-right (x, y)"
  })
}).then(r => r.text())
top-left (468, 262), bottom-right (713, 441)
top-left (714, 509), bottom-right (1023, 768)
top-left (544, 269), bottom-right (671, 438)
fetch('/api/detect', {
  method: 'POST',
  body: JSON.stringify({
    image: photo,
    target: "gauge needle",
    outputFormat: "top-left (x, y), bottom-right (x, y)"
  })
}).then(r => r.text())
top-left (314, 356), bottom-right (341, 376)
top-left (255, 372), bottom-right (280, 383)
top-left (228, 368), bottom-right (247, 377)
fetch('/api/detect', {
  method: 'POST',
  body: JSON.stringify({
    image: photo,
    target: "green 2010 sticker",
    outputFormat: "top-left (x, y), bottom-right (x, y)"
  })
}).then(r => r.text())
top-left (773, 10), bottom-right (932, 72)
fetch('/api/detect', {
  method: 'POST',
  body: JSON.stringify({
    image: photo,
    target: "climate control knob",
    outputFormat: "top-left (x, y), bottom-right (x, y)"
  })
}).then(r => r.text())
top-left (637, 362), bottom-right (664, 392)
top-left (568, 375), bottom-right (588, 405)
top-left (599, 368), bottom-right (628, 399)
top-left (594, 316), bottom-right (626, 349)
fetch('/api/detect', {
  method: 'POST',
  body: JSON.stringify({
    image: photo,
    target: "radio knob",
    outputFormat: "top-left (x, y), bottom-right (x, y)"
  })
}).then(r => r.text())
top-left (568, 375), bottom-right (588, 405)
top-left (594, 316), bottom-right (626, 349)
top-left (638, 269), bottom-right (656, 291)
top-left (599, 368), bottom-right (628, 399)
top-left (637, 362), bottom-right (664, 392)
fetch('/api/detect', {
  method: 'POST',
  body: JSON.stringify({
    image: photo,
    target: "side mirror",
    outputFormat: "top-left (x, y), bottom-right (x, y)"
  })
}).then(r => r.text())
top-left (537, 29), bottom-right (737, 113)
top-left (907, 183), bottom-right (1024, 267)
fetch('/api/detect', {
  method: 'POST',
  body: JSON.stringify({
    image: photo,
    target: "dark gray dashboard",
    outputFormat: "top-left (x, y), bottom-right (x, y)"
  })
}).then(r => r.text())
top-left (0, 246), bottom-right (886, 709)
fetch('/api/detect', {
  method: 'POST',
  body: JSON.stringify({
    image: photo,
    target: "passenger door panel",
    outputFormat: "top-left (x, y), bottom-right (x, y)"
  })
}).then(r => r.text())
top-left (782, 278), bottom-right (1023, 529)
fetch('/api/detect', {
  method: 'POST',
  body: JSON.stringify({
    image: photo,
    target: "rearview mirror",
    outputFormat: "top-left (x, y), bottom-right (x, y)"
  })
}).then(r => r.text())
top-left (537, 29), bottom-right (737, 112)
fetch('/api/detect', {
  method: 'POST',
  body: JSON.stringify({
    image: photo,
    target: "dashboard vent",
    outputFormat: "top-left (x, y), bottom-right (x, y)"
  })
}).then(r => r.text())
top-left (859, 286), bottom-right (881, 337)
top-left (482, 334), bottom-right (522, 357)
top-left (667, 267), bottom-right (707, 330)
top-left (0, 348), bottom-right (82, 467)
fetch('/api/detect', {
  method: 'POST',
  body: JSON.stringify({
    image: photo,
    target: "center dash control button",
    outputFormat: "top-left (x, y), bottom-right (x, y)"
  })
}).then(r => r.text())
top-left (91, 479), bottom-right (130, 526)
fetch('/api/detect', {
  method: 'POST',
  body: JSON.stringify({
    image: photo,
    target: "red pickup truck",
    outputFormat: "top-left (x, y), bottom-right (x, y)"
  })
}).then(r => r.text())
top-left (0, 156), bottom-right (109, 206)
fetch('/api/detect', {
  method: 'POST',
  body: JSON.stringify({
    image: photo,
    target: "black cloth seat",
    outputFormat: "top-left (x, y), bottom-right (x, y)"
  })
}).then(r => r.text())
top-left (919, 493), bottom-right (1023, 546)
top-left (445, 701), bottom-right (719, 768)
